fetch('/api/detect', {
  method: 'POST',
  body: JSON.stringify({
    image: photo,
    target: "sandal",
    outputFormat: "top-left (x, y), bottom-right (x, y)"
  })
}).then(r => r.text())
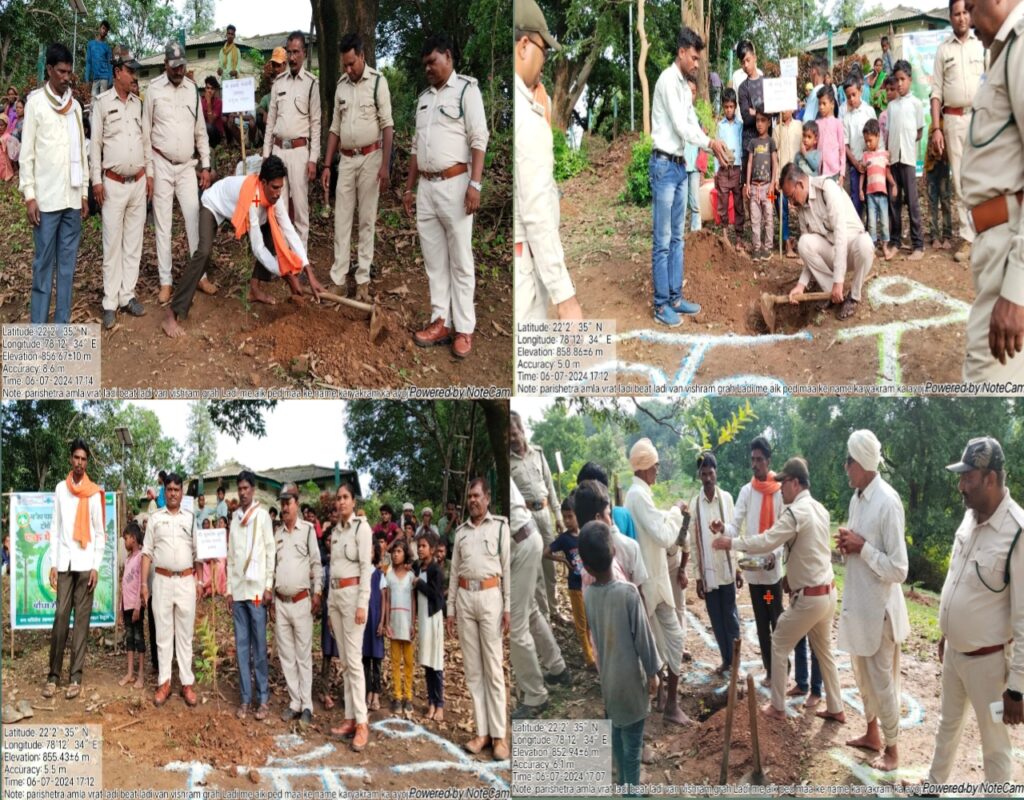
top-left (65, 683), bottom-right (81, 700)
top-left (838, 298), bottom-right (859, 320)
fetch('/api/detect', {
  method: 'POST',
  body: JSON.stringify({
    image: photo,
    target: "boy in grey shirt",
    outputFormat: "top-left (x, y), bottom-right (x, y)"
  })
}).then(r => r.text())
top-left (580, 521), bottom-right (662, 794)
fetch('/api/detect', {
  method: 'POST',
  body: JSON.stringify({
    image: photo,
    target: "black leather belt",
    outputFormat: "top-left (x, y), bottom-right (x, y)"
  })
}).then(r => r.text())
top-left (653, 149), bottom-right (686, 166)
top-left (512, 521), bottom-right (537, 544)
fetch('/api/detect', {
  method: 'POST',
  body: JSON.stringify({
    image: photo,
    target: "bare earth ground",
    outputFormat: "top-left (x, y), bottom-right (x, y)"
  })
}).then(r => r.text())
top-left (561, 136), bottom-right (974, 390)
top-left (536, 577), bottom-right (1024, 793)
top-left (0, 169), bottom-right (513, 391)
top-left (1, 580), bottom-right (511, 793)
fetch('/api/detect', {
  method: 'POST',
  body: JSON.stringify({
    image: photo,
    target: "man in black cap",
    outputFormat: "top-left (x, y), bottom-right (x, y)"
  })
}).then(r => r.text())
top-left (926, 437), bottom-right (1023, 784)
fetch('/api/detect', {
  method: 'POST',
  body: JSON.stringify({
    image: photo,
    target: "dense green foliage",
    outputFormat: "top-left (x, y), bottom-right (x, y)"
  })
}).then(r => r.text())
top-left (553, 129), bottom-right (589, 182)
top-left (622, 135), bottom-right (653, 205)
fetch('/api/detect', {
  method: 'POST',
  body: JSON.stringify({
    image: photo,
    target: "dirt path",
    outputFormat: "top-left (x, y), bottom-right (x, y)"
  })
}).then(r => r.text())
top-left (561, 136), bottom-right (973, 390)
top-left (536, 580), bottom-right (1024, 791)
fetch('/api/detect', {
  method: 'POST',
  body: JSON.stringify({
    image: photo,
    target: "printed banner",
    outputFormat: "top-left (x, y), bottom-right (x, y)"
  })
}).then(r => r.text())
top-left (900, 29), bottom-right (949, 173)
top-left (8, 491), bottom-right (118, 629)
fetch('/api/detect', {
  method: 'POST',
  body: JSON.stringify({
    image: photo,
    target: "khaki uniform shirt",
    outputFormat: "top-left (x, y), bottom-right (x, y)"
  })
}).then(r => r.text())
top-left (939, 490), bottom-right (1024, 692)
top-left (274, 518), bottom-right (323, 597)
top-left (262, 68), bottom-right (321, 159)
top-left (412, 70), bottom-right (489, 173)
top-left (510, 444), bottom-right (563, 528)
top-left (90, 87), bottom-right (147, 185)
top-left (959, 7), bottom-right (1024, 307)
top-left (329, 66), bottom-right (393, 149)
top-left (797, 176), bottom-right (867, 289)
top-left (448, 512), bottom-right (510, 613)
top-left (142, 73), bottom-right (210, 176)
top-left (227, 503), bottom-right (275, 600)
top-left (930, 32), bottom-right (986, 110)
top-left (143, 507), bottom-right (197, 572)
top-left (736, 489), bottom-right (833, 591)
top-left (329, 514), bottom-right (373, 609)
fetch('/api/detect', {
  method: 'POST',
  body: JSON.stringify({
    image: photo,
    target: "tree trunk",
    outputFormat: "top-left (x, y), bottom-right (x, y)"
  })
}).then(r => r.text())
top-left (314, 0), bottom-right (380, 159)
top-left (682, 0), bottom-right (711, 104)
top-left (477, 400), bottom-right (509, 515)
top-left (551, 39), bottom-right (601, 132)
top-left (638, 0), bottom-right (650, 135)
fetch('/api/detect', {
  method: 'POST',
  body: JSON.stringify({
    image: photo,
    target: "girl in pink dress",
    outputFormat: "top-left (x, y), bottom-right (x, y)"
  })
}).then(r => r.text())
top-left (815, 86), bottom-right (846, 184)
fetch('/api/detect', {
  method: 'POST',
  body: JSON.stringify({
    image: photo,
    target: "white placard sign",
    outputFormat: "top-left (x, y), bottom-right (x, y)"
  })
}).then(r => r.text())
top-left (222, 77), bottom-right (255, 113)
top-left (780, 57), bottom-right (798, 78)
top-left (196, 526), bottom-right (227, 561)
top-left (182, 495), bottom-right (194, 514)
top-left (762, 77), bottom-right (797, 114)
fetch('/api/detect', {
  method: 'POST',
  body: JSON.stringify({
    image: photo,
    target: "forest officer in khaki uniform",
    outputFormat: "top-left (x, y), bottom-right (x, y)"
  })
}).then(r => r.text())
top-left (91, 50), bottom-right (149, 329)
top-left (263, 31), bottom-right (321, 251)
top-left (447, 478), bottom-right (510, 761)
top-left (960, 0), bottom-right (1024, 381)
top-left (321, 33), bottom-right (393, 303)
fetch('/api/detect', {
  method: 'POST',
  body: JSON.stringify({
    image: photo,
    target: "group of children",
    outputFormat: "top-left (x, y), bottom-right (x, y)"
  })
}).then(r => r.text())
top-left (706, 46), bottom-right (942, 263)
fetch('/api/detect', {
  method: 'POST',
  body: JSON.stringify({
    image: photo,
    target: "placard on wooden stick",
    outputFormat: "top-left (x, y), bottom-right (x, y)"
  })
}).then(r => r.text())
top-left (221, 77), bottom-right (256, 113)
top-left (762, 77), bottom-right (797, 114)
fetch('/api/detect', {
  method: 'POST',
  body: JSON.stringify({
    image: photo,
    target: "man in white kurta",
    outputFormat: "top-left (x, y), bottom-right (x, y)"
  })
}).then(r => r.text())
top-left (836, 430), bottom-right (910, 772)
top-left (624, 438), bottom-right (691, 725)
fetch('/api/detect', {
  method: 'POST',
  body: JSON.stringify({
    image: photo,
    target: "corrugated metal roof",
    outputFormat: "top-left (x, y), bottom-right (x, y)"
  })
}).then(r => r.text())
top-left (806, 5), bottom-right (951, 51)
top-left (137, 29), bottom-right (314, 66)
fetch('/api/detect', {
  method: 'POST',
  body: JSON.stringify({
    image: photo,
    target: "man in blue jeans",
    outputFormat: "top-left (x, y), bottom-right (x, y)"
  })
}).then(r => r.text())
top-left (19, 43), bottom-right (89, 324)
top-left (227, 470), bottom-right (276, 721)
top-left (649, 27), bottom-right (730, 327)
top-left (85, 22), bottom-right (113, 101)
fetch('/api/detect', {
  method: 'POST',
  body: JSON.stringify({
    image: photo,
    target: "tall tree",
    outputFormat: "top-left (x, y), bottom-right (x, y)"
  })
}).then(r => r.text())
top-left (637, 0), bottom-right (651, 134)
top-left (185, 400), bottom-right (218, 477)
top-left (208, 400), bottom-right (278, 440)
top-left (185, 0), bottom-right (216, 34)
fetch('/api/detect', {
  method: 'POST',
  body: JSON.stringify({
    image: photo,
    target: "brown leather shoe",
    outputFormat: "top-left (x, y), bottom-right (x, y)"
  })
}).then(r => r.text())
top-left (331, 718), bottom-right (356, 738)
top-left (451, 332), bottom-right (472, 359)
top-left (154, 681), bottom-right (171, 707)
top-left (414, 318), bottom-right (451, 348)
top-left (158, 285), bottom-right (172, 305)
top-left (197, 277), bottom-right (219, 296)
top-left (492, 738), bottom-right (509, 761)
top-left (181, 684), bottom-right (197, 707)
top-left (463, 735), bottom-right (491, 755)
top-left (350, 723), bottom-right (369, 752)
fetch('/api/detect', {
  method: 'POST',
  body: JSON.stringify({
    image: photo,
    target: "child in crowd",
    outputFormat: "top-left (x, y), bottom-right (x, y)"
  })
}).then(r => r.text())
top-left (861, 119), bottom-right (898, 260)
top-left (715, 88), bottom-right (745, 251)
top-left (414, 531), bottom-right (446, 721)
top-left (119, 522), bottom-right (146, 689)
top-left (0, 116), bottom-right (14, 181)
top-left (925, 135), bottom-right (953, 249)
top-left (795, 120), bottom-right (821, 177)
top-left (684, 76), bottom-right (704, 233)
top-left (886, 59), bottom-right (925, 259)
top-left (383, 538), bottom-right (416, 714)
top-left (546, 496), bottom-right (596, 669)
top-left (878, 76), bottom-right (898, 143)
top-left (744, 108), bottom-right (778, 262)
top-left (814, 86), bottom-right (845, 183)
top-left (579, 521), bottom-right (661, 793)
top-left (363, 539), bottom-right (386, 712)
top-left (773, 107), bottom-right (803, 258)
top-left (804, 57), bottom-right (827, 121)
top-left (841, 76), bottom-right (876, 218)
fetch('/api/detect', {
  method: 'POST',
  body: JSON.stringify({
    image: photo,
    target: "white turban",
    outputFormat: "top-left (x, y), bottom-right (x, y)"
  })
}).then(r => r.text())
top-left (847, 429), bottom-right (883, 472)
top-left (629, 437), bottom-right (659, 471)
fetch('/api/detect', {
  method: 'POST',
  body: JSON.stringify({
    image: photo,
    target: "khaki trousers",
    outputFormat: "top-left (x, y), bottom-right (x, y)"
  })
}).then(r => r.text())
top-left (964, 200), bottom-right (1024, 382)
top-left (151, 154), bottom-right (199, 286)
top-left (668, 548), bottom-right (689, 640)
top-left (327, 583), bottom-right (368, 723)
top-left (330, 148), bottom-right (381, 286)
top-left (797, 231), bottom-right (875, 302)
top-left (100, 175), bottom-right (146, 310)
top-left (530, 507), bottom-right (557, 619)
top-left (416, 172), bottom-right (476, 333)
top-left (152, 572), bottom-right (196, 686)
top-left (456, 585), bottom-right (506, 739)
top-left (851, 613), bottom-right (901, 744)
top-left (927, 647), bottom-right (1013, 783)
top-left (944, 113), bottom-right (973, 243)
top-left (276, 595), bottom-right (314, 712)
top-left (770, 588), bottom-right (843, 714)
top-left (510, 528), bottom-right (564, 707)
top-left (649, 599), bottom-right (684, 677)
top-left (274, 144), bottom-right (311, 250)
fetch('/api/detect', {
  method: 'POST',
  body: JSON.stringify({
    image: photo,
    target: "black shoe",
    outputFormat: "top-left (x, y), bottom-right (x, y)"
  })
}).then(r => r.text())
top-left (543, 669), bottom-right (572, 687)
top-left (511, 701), bottom-right (549, 719)
top-left (121, 298), bottom-right (146, 317)
top-left (299, 709), bottom-right (312, 729)
top-left (102, 310), bottom-right (116, 329)
top-left (280, 707), bottom-right (301, 722)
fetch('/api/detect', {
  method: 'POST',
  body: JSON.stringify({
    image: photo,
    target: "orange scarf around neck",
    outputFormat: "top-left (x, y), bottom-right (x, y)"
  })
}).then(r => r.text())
top-left (751, 472), bottom-right (782, 533)
top-left (230, 174), bottom-right (303, 277)
top-left (66, 472), bottom-right (105, 548)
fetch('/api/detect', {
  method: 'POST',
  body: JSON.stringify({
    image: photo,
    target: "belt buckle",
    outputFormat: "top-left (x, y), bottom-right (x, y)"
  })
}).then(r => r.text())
top-left (468, 579), bottom-right (481, 591)
top-left (281, 139), bottom-right (292, 150)
top-left (426, 173), bottom-right (442, 182)
top-left (124, 174), bottom-right (137, 184)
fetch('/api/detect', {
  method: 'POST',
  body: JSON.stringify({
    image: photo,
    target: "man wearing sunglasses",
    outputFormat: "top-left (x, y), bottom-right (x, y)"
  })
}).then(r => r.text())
top-left (712, 457), bottom-right (846, 723)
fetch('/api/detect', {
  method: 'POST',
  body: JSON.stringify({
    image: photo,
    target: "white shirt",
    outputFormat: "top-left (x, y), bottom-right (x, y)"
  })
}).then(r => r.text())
top-left (885, 93), bottom-right (924, 166)
top-left (842, 101), bottom-right (877, 162)
top-left (19, 87), bottom-right (88, 211)
top-left (689, 487), bottom-right (736, 588)
top-left (836, 475), bottom-right (911, 657)
top-left (625, 478), bottom-right (683, 610)
top-left (227, 502), bottom-right (275, 599)
top-left (725, 481), bottom-right (784, 584)
top-left (651, 63), bottom-right (710, 157)
top-left (50, 479), bottom-right (105, 572)
top-left (201, 176), bottom-right (309, 275)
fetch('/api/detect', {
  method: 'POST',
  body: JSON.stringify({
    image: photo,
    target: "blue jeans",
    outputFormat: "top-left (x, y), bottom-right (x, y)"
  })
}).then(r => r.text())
top-left (778, 193), bottom-right (790, 241)
top-left (705, 582), bottom-right (741, 668)
top-left (232, 600), bottom-right (269, 705)
top-left (31, 208), bottom-right (82, 323)
top-left (612, 717), bottom-right (645, 793)
top-left (794, 635), bottom-right (822, 695)
top-left (866, 193), bottom-right (890, 245)
top-left (684, 170), bottom-right (702, 231)
top-left (649, 155), bottom-right (687, 309)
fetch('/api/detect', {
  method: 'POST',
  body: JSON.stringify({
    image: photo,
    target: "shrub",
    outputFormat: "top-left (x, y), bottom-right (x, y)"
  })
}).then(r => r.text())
top-left (553, 129), bottom-right (588, 182)
top-left (622, 135), bottom-right (653, 205)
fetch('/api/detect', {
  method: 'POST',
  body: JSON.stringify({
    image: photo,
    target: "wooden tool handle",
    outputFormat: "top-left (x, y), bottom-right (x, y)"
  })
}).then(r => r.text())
top-left (770, 291), bottom-right (832, 304)
top-left (317, 289), bottom-right (374, 313)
